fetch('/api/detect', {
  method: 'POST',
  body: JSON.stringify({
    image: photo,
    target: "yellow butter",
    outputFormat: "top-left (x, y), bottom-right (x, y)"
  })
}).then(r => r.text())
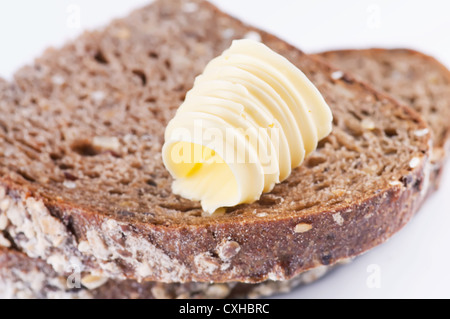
top-left (162, 39), bottom-right (333, 214)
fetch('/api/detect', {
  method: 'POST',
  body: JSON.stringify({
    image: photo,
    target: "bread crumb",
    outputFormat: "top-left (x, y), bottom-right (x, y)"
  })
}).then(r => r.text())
top-left (301, 265), bottom-right (329, 284)
top-left (414, 128), bottom-right (429, 137)
top-left (182, 2), bottom-right (198, 13)
top-left (222, 28), bottom-right (235, 39)
top-left (332, 213), bottom-right (344, 226)
top-left (361, 118), bottom-right (375, 130)
top-left (331, 189), bottom-right (345, 197)
top-left (86, 230), bottom-right (111, 260)
top-left (389, 180), bottom-right (403, 186)
top-left (0, 233), bottom-right (11, 247)
top-left (51, 75), bottom-right (65, 86)
top-left (217, 240), bottom-right (240, 260)
top-left (136, 263), bottom-right (152, 278)
top-left (294, 223), bottom-right (312, 233)
top-left (0, 198), bottom-right (10, 212)
top-left (331, 71), bottom-right (344, 80)
top-left (151, 286), bottom-right (171, 299)
top-left (244, 31), bottom-right (261, 42)
top-left (81, 275), bottom-right (108, 290)
top-left (63, 181), bottom-right (77, 189)
top-left (409, 157), bottom-right (420, 168)
top-left (47, 254), bottom-right (68, 273)
top-left (78, 240), bottom-right (91, 253)
top-left (194, 253), bottom-right (220, 274)
top-left (93, 136), bottom-right (120, 152)
top-left (91, 91), bottom-right (105, 102)
top-left (115, 28), bottom-right (130, 39)
top-left (205, 284), bottom-right (231, 299)
top-left (0, 213), bottom-right (8, 230)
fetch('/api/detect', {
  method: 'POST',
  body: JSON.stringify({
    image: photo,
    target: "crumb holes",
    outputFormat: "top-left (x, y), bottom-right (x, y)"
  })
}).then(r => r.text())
top-left (385, 148), bottom-right (397, 155)
top-left (317, 137), bottom-right (330, 149)
top-left (413, 178), bottom-right (422, 190)
top-left (400, 175), bottom-right (413, 187)
top-left (86, 171), bottom-right (100, 179)
top-left (49, 152), bottom-right (63, 161)
top-left (306, 156), bottom-right (327, 168)
top-left (348, 110), bottom-right (362, 121)
top-left (160, 74), bottom-right (167, 81)
top-left (132, 69), bottom-right (147, 86)
top-left (258, 195), bottom-right (279, 206)
top-left (377, 165), bottom-right (387, 176)
top-left (321, 253), bottom-right (333, 265)
top-left (103, 120), bottom-right (112, 127)
top-left (332, 117), bottom-right (339, 126)
top-left (59, 163), bottom-right (74, 170)
top-left (149, 108), bottom-right (158, 118)
top-left (341, 74), bottom-right (353, 84)
top-left (71, 140), bottom-right (99, 157)
top-left (119, 178), bottom-right (132, 186)
top-left (164, 59), bottom-right (171, 70)
top-left (109, 189), bottom-right (124, 195)
top-left (94, 50), bottom-right (109, 64)
top-left (149, 52), bottom-right (159, 59)
top-left (146, 179), bottom-right (157, 187)
top-left (17, 170), bottom-right (36, 183)
top-left (361, 109), bottom-right (370, 116)
top-left (174, 84), bottom-right (185, 92)
top-left (384, 127), bottom-right (398, 137)
top-left (314, 183), bottom-right (330, 191)
top-left (145, 97), bottom-right (156, 103)
top-left (64, 172), bottom-right (78, 181)
top-left (0, 121), bottom-right (8, 133)
top-left (408, 97), bottom-right (417, 105)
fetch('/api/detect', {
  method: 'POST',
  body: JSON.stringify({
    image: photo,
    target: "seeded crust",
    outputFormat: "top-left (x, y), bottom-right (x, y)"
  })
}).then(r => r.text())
top-left (0, 0), bottom-right (431, 284)
top-left (317, 49), bottom-right (450, 192)
top-left (0, 248), bottom-right (340, 299)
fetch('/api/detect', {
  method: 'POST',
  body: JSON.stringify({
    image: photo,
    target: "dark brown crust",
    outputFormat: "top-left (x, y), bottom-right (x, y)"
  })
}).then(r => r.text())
top-left (0, 0), bottom-right (431, 284)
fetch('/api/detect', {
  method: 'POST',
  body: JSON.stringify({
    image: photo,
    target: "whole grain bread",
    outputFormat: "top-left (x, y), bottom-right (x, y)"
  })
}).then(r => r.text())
top-left (0, 0), bottom-right (431, 284)
top-left (317, 49), bottom-right (450, 192)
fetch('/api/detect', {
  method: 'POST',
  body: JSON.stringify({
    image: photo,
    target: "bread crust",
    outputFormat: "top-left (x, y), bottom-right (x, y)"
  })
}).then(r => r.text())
top-left (0, 247), bottom-right (339, 299)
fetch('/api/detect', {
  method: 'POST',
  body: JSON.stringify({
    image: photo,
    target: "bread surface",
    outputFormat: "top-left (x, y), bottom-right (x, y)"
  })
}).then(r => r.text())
top-left (317, 49), bottom-right (450, 190)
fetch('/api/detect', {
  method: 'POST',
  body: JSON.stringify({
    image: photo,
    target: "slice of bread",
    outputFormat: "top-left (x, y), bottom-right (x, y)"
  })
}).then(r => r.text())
top-left (0, 0), bottom-right (431, 284)
top-left (317, 49), bottom-right (450, 192)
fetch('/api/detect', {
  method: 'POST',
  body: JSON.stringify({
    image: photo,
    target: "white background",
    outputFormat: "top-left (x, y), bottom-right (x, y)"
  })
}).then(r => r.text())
top-left (0, 0), bottom-right (449, 298)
